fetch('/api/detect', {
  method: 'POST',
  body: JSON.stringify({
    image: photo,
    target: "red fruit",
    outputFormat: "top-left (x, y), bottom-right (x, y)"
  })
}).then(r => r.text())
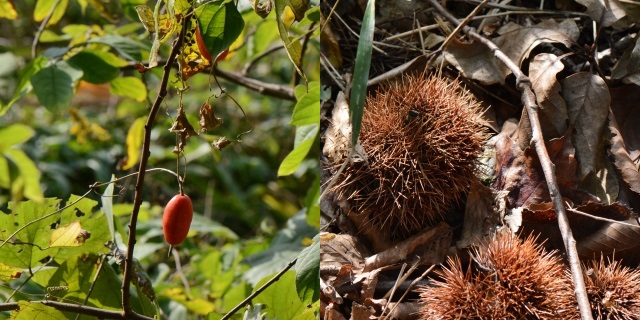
top-left (162, 194), bottom-right (193, 245)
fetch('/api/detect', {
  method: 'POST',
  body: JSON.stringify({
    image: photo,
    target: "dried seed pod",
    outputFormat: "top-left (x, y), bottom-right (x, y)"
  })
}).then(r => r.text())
top-left (419, 232), bottom-right (579, 319)
top-left (582, 255), bottom-right (640, 320)
top-left (331, 73), bottom-right (488, 237)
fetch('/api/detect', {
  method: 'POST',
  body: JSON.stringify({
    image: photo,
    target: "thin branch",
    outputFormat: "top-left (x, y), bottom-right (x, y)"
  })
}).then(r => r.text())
top-left (426, 1), bottom-right (593, 319)
top-left (0, 301), bottom-right (153, 320)
top-left (120, 7), bottom-right (190, 317)
top-left (31, 0), bottom-right (61, 59)
top-left (221, 258), bottom-right (297, 320)
top-left (123, 62), bottom-right (295, 101)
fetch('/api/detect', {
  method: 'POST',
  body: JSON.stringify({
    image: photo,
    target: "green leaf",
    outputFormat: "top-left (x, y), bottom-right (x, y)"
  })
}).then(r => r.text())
top-left (34, 0), bottom-right (69, 26)
top-left (10, 301), bottom-right (66, 320)
top-left (273, 0), bottom-right (309, 83)
top-left (253, 271), bottom-right (315, 320)
top-left (101, 175), bottom-right (115, 240)
top-left (53, 194), bottom-right (111, 262)
top-left (120, 117), bottom-right (146, 170)
top-left (295, 237), bottom-right (319, 303)
top-left (196, 0), bottom-right (245, 61)
top-left (110, 76), bottom-right (147, 102)
top-left (304, 175), bottom-right (320, 228)
top-left (159, 287), bottom-right (215, 315)
top-left (4, 149), bottom-right (44, 202)
top-left (0, 198), bottom-right (61, 269)
top-left (31, 255), bottom-right (122, 311)
top-left (0, 155), bottom-right (9, 188)
top-left (0, 124), bottom-right (35, 152)
top-left (87, 35), bottom-right (148, 61)
top-left (291, 81), bottom-right (320, 126)
top-left (278, 124), bottom-right (318, 176)
top-left (349, 0), bottom-right (375, 147)
top-left (0, 56), bottom-right (48, 117)
top-left (30, 64), bottom-right (76, 112)
top-left (67, 50), bottom-right (125, 84)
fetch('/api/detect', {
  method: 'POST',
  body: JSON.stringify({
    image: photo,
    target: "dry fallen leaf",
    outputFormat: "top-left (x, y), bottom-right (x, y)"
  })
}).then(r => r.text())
top-left (445, 19), bottom-right (578, 85)
top-left (561, 72), bottom-right (610, 179)
top-left (363, 222), bottom-right (451, 272)
top-left (611, 36), bottom-right (640, 85)
top-left (529, 53), bottom-right (568, 140)
top-left (609, 111), bottom-right (640, 195)
top-left (457, 182), bottom-right (498, 248)
top-left (575, 0), bottom-right (627, 28)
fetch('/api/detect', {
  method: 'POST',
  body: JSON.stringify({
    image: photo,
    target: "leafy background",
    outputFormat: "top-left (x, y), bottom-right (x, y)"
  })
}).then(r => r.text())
top-left (0, 0), bottom-right (319, 319)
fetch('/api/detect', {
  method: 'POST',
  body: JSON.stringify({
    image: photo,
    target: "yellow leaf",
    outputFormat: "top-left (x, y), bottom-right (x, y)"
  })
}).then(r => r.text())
top-left (50, 221), bottom-right (83, 247)
top-left (0, 0), bottom-right (18, 20)
top-left (119, 117), bottom-right (146, 170)
top-left (178, 16), bottom-right (211, 80)
top-left (0, 262), bottom-right (22, 281)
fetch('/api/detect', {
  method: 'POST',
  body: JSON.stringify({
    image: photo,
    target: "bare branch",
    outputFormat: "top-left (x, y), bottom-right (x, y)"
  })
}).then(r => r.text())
top-left (120, 6), bottom-right (190, 318)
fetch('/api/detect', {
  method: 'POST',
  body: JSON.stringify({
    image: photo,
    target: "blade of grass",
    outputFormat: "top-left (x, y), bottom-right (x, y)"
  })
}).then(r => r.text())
top-left (349, 0), bottom-right (375, 148)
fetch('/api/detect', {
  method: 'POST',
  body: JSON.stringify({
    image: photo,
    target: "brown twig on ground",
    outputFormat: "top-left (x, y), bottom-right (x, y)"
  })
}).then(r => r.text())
top-left (426, 1), bottom-right (593, 319)
top-left (120, 7), bottom-right (190, 318)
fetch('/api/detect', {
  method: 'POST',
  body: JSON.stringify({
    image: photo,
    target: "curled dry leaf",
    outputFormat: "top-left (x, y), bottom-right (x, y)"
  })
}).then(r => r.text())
top-left (363, 222), bottom-right (451, 272)
top-left (169, 106), bottom-right (198, 154)
top-left (457, 182), bottom-right (499, 248)
top-left (529, 53), bottom-right (568, 140)
top-left (561, 72), bottom-right (610, 179)
top-left (445, 19), bottom-right (578, 85)
top-left (610, 85), bottom-right (640, 162)
top-left (198, 101), bottom-right (222, 132)
top-left (609, 111), bottom-right (640, 195)
top-left (492, 130), bottom-right (577, 208)
top-left (575, 0), bottom-right (627, 28)
top-left (611, 36), bottom-right (640, 85)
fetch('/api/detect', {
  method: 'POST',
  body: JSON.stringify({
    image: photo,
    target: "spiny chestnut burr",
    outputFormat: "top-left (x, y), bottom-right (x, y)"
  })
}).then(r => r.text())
top-left (419, 232), bottom-right (579, 319)
top-left (581, 255), bottom-right (640, 320)
top-left (332, 73), bottom-right (488, 237)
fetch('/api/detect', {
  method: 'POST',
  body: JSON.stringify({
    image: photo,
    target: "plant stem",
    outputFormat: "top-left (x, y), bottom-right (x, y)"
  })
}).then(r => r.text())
top-left (221, 258), bottom-right (297, 320)
top-left (120, 9), bottom-right (190, 317)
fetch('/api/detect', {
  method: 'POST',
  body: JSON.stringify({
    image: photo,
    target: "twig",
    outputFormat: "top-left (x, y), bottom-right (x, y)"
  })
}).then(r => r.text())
top-left (241, 45), bottom-right (285, 75)
top-left (386, 265), bottom-right (435, 317)
top-left (121, 7), bottom-right (190, 317)
top-left (123, 62), bottom-right (295, 101)
top-left (566, 208), bottom-right (640, 229)
top-left (0, 301), bottom-right (153, 320)
top-left (426, 1), bottom-right (594, 319)
top-left (221, 258), bottom-right (297, 320)
top-left (31, 0), bottom-right (61, 59)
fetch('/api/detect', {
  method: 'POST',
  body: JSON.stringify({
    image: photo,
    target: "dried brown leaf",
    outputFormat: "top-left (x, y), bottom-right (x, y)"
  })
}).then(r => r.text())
top-left (198, 101), bottom-right (222, 132)
top-left (363, 222), bottom-right (451, 272)
top-left (457, 182), bottom-right (499, 248)
top-left (561, 72), bottom-right (610, 179)
top-left (575, 0), bottom-right (627, 27)
top-left (610, 85), bottom-right (640, 161)
top-left (320, 232), bottom-right (368, 278)
top-left (609, 110), bottom-right (640, 195)
top-left (493, 132), bottom-right (577, 208)
top-left (445, 19), bottom-right (578, 85)
top-left (611, 36), bottom-right (640, 85)
top-left (529, 53), bottom-right (568, 139)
